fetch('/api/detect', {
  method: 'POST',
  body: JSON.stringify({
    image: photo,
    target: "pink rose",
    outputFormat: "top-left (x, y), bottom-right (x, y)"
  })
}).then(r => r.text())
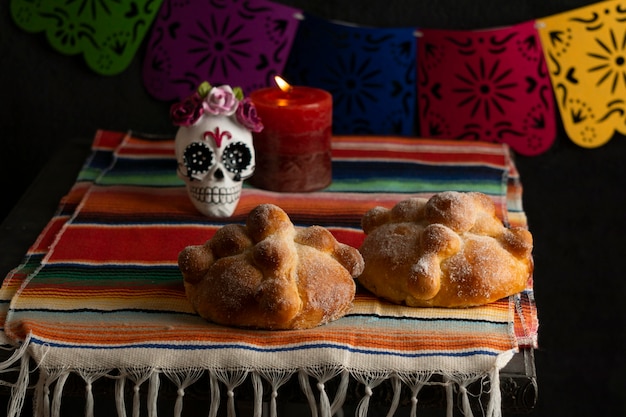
top-left (170, 92), bottom-right (204, 126)
top-left (203, 85), bottom-right (239, 116)
top-left (236, 98), bottom-right (264, 132)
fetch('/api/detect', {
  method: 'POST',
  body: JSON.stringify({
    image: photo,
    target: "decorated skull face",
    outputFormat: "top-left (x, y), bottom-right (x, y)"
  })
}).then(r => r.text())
top-left (171, 83), bottom-right (263, 217)
top-left (175, 115), bottom-right (255, 217)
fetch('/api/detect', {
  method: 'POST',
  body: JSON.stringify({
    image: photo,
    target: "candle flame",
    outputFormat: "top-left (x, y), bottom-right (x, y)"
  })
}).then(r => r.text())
top-left (274, 75), bottom-right (292, 93)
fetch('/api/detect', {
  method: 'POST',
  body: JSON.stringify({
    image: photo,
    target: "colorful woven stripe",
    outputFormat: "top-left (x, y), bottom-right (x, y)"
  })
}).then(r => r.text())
top-left (0, 130), bottom-right (538, 416)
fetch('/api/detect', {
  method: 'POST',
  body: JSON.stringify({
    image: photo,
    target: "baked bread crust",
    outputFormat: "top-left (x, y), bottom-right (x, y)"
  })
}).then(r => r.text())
top-left (358, 192), bottom-right (533, 307)
top-left (178, 204), bottom-right (363, 329)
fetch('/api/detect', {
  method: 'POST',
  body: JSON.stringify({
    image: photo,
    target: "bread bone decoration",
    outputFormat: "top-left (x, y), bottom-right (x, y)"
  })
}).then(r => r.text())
top-left (178, 204), bottom-right (364, 329)
top-left (358, 191), bottom-right (533, 308)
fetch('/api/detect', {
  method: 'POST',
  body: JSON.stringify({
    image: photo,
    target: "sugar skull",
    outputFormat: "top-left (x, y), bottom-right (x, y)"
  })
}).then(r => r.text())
top-left (171, 83), bottom-right (263, 217)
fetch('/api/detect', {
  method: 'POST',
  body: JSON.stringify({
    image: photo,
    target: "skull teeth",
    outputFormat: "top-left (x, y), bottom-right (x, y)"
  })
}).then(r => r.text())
top-left (189, 186), bottom-right (241, 204)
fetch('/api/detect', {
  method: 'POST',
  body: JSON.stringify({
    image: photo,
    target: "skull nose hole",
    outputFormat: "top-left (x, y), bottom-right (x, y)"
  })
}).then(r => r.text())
top-left (214, 168), bottom-right (224, 179)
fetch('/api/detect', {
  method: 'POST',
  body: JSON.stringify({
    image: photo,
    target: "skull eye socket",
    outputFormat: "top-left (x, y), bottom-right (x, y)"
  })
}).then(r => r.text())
top-left (183, 142), bottom-right (214, 178)
top-left (222, 142), bottom-right (252, 174)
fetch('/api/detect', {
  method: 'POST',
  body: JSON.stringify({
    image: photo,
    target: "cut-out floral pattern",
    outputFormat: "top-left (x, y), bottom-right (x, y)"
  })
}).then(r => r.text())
top-left (142, 0), bottom-right (301, 100)
top-left (10, 0), bottom-right (163, 75)
top-left (418, 21), bottom-right (556, 155)
top-left (538, 0), bottom-right (626, 148)
top-left (284, 14), bottom-right (416, 136)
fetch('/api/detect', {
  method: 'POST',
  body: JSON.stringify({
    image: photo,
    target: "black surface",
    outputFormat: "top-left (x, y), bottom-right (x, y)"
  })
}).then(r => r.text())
top-left (2, 1), bottom-right (625, 416)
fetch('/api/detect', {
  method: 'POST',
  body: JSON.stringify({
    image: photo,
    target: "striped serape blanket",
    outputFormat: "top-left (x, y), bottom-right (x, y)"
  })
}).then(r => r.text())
top-left (0, 130), bottom-right (538, 417)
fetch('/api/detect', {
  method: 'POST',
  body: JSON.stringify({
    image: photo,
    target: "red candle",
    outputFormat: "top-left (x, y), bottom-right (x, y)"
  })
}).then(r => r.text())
top-left (249, 77), bottom-right (332, 192)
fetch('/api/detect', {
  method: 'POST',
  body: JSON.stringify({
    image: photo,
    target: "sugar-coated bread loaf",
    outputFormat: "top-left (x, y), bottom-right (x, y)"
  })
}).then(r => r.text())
top-left (358, 192), bottom-right (533, 308)
top-left (178, 204), bottom-right (363, 329)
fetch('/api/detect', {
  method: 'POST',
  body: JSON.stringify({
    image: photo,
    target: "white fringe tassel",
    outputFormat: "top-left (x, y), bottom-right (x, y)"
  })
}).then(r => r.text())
top-left (208, 371), bottom-right (221, 417)
top-left (386, 375), bottom-right (402, 417)
top-left (445, 378), bottom-right (454, 417)
top-left (446, 374), bottom-right (483, 417)
top-left (331, 370), bottom-right (349, 416)
top-left (398, 372), bottom-right (433, 417)
top-left (0, 336), bottom-right (32, 417)
top-left (214, 368), bottom-right (248, 417)
top-left (486, 349), bottom-right (516, 417)
top-left (115, 371), bottom-right (128, 417)
top-left (298, 369), bottom-right (319, 417)
top-left (352, 370), bottom-right (390, 417)
top-left (50, 371), bottom-right (69, 417)
top-left (163, 368), bottom-right (204, 417)
top-left (77, 369), bottom-right (113, 417)
top-left (0, 345), bottom-right (515, 417)
top-left (125, 367), bottom-right (155, 417)
top-left (256, 369), bottom-right (295, 417)
top-left (298, 366), bottom-right (349, 417)
top-left (147, 371), bottom-right (160, 417)
top-left (33, 366), bottom-right (70, 417)
top-left (251, 372), bottom-right (264, 417)
top-left (6, 348), bottom-right (31, 417)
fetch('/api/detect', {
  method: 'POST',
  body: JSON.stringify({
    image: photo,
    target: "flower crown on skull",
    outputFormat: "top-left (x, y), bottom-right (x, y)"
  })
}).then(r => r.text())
top-left (170, 82), bottom-right (264, 133)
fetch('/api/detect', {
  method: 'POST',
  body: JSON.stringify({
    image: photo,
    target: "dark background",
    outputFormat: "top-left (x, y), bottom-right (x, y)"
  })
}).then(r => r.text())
top-left (1, 0), bottom-right (625, 416)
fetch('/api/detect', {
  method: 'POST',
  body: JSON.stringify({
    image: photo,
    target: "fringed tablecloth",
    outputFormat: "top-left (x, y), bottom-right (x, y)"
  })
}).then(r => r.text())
top-left (0, 130), bottom-right (538, 417)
